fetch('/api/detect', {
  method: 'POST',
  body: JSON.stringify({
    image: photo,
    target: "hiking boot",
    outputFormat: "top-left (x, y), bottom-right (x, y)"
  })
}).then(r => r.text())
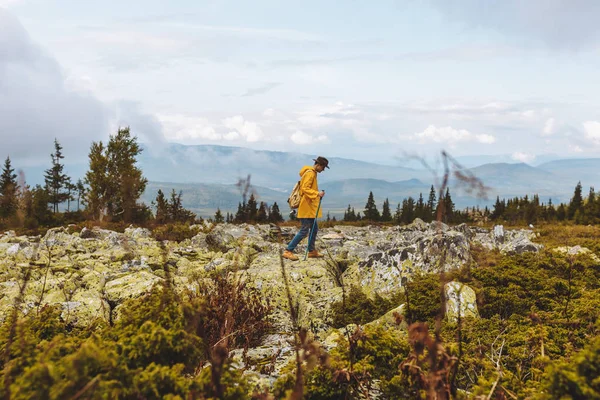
top-left (283, 250), bottom-right (299, 261)
top-left (307, 250), bottom-right (324, 258)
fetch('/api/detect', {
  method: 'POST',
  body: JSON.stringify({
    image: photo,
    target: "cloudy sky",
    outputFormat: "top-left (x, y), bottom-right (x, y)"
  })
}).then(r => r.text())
top-left (2, 0), bottom-right (600, 168)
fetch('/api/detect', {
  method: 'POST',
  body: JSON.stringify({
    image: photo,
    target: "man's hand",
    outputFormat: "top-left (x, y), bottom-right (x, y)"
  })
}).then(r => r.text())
top-left (319, 190), bottom-right (325, 198)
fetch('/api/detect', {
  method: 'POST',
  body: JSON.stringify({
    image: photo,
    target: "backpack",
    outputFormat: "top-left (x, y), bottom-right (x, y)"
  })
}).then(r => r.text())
top-left (287, 170), bottom-right (310, 209)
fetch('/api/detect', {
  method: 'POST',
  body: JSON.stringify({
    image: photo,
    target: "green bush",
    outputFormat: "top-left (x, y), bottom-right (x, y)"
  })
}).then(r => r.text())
top-left (329, 286), bottom-right (395, 327)
top-left (152, 223), bottom-right (201, 242)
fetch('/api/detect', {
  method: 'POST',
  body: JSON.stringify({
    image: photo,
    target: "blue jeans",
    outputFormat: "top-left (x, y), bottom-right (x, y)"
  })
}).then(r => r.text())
top-left (286, 218), bottom-right (317, 252)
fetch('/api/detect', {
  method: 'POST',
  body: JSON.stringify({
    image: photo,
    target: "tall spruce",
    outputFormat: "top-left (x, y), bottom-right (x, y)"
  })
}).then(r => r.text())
top-left (426, 185), bottom-right (437, 222)
top-left (0, 156), bottom-right (19, 220)
top-left (568, 181), bottom-right (583, 219)
top-left (85, 127), bottom-right (147, 222)
top-left (257, 201), bottom-right (268, 223)
top-left (584, 187), bottom-right (596, 223)
top-left (44, 139), bottom-right (71, 213)
top-left (364, 191), bottom-right (380, 221)
top-left (85, 141), bottom-right (109, 220)
top-left (444, 187), bottom-right (455, 223)
top-left (75, 179), bottom-right (86, 211)
top-left (415, 193), bottom-right (425, 221)
top-left (247, 193), bottom-right (258, 222)
top-left (153, 189), bottom-right (168, 223)
top-left (268, 202), bottom-right (284, 223)
top-left (381, 198), bottom-right (392, 222)
top-left (214, 208), bottom-right (224, 223)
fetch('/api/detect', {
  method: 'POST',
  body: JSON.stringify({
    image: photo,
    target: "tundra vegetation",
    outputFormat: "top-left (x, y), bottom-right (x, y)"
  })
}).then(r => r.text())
top-left (0, 130), bottom-right (599, 398)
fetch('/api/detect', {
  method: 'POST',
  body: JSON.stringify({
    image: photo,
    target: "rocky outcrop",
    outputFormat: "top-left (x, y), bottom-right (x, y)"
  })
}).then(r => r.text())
top-left (472, 224), bottom-right (542, 254)
top-left (0, 223), bottom-right (543, 331)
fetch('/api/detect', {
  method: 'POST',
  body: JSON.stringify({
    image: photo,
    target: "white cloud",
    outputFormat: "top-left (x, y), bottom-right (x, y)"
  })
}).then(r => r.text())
top-left (569, 144), bottom-right (583, 153)
top-left (412, 125), bottom-right (496, 145)
top-left (290, 130), bottom-right (329, 145)
top-left (222, 115), bottom-right (264, 142)
top-left (542, 117), bottom-right (555, 136)
top-left (583, 121), bottom-right (600, 145)
top-left (223, 131), bottom-right (239, 141)
top-left (158, 114), bottom-right (220, 141)
top-left (511, 152), bottom-right (536, 163)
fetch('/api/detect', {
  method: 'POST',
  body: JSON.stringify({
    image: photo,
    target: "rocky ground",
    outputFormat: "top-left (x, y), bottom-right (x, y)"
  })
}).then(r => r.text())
top-left (0, 219), bottom-right (545, 383)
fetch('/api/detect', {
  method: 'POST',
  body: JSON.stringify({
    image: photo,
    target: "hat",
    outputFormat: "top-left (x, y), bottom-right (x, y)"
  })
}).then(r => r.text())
top-left (313, 156), bottom-right (330, 169)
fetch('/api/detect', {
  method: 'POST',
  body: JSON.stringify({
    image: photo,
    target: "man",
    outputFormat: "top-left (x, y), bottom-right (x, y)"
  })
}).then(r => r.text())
top-left (283, 156), bottom-right (329, 261)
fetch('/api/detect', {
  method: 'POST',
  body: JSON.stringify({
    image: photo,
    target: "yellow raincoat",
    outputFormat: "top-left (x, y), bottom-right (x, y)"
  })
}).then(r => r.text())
top-left (297, 165), bottom-right (322, 218)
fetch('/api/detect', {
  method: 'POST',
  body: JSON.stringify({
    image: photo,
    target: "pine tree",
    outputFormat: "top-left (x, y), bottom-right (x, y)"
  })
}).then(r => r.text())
top-left (556, 203), bottom-right (567, 221)
top-left (154, 189), bottom-right (168, 223)
top-left (214, 208), bottom-right (224, 223)
top-left (568, 181), bottom-right (584, 220)
top-left (85, 128), bottom-right (147, 222)
top-left (0, 156), bottom-right (19, 220)
top-left (381, 198), bottom-right (392, 222)
top-left (235, 202), bottom-right (246, 223)
top-left (168, 189), bottom-right (195, 223)
top-left (107, 127), bottom-right (148, 222)
top-left (584, 187), bottom-right (596, 224)
top-left (344, 204), bottom-right (356, 222)
top-left (44, 139), bottom-right (71, 213)
top-left (31, 184), bottom-right (53, 226)
top-left (415, 193), bottom-right (425, 221)
top-left (426, 185), bottom-right (437, 222)
top-left (85, 141), bottom-right (109, 220)
top-left (75, 179), bottom-right (86, 211)
top-left (268, 202), bottom-right (284, 223)
top-left (257, 202), bottom-right (268, 223)
top-left (442, 188), bottom-right (455, 223)
top-left (394, 202), bottom-right (402, 224)
top-left (364, 191), bottom-right (380, 221)
top-left (247, 193), bottom-right (258, 222)
top-left (400, 197), bottom-right (415, 224)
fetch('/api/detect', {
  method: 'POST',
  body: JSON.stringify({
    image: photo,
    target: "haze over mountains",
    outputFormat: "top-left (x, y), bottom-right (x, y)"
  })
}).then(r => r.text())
top-left (134, 144), bottom-right (600, 218)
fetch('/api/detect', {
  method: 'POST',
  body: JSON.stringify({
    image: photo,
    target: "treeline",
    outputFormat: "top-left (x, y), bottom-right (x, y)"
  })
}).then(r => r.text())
top-left (228, 193), bottom-right (284, 224)
top-left (344, 186), bottom-right (469, 224)
top-left (342, 181), bottom-right (599, 226)
top-left (0, 128), bottom-right (286, 231)
top-left (489, 182), bottom-right (599, 224)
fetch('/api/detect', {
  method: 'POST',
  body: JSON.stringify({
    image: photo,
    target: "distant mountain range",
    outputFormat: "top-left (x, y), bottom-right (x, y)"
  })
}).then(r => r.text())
top-left (13, 143), bottom-right (600, 218)
top-left (135, 144), bottom-right (600, 218)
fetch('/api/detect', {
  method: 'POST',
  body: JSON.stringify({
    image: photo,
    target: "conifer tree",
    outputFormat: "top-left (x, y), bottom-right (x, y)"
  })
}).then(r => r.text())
top-left (214, 208), bottom-right (224, 223)
top-left (257, 201), bottom-right (268, 223)
top-left (75, 179), bottom-right (86, 211)
top-left (168, 189), bottom-right (195, 223)
top-left (415, 193), bottom-right (425, 220)
top-left (426, 185), bottom-right (437, 222)
top-left (154, 189), bottom-right (168, 223)
top-left (0, 156), bottom-right (19, 220)
top-left (568, 181), bottom-right (583, 220)
top-left (268, 202), bottom-right (283, 223)
top-left (584, 187), bottom-right (596, 224)
top-left (442, 187), bottom-right (455, 223)
top-left (44, 139), bottom-right (71, 213)
top-left (85, 128), bottom-right (147, 222)
top-left (364, 191), bottom-right (380, 221)
top-left (381, 198), bottom-right (392, 222)
top-left (344, 204), bottom-right (356, 222)
top-left (400, 197), bottom-right (415, 224)
top-left (235, 202), bottom-right (246, 223)
top-left (247, 193), bottom-right (258, 222)
top-left (556, 203), bottom-right (567, 221)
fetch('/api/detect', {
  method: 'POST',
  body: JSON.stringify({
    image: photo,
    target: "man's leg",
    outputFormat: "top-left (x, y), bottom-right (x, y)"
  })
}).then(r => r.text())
top-left (307, 219), bottom-right (318, 252)
top-left (286, 218), bottom-right (313, 251)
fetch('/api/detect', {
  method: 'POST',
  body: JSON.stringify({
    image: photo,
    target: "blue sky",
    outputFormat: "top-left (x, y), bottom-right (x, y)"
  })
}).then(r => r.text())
top-left (2, 0), bottom-right (600, 167)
